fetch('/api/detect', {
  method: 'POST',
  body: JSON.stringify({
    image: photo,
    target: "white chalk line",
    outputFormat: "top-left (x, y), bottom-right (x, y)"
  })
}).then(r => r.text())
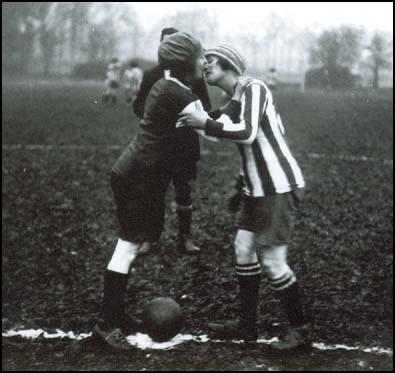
top-left (2, 145), bottom-right (392, 165)
top-left (2, 329), bottom-right (393, 355)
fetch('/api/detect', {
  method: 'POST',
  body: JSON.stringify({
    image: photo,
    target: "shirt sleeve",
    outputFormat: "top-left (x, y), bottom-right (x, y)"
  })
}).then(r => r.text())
top-left (205, 84), bottom-right (267, 144)
top-left (133, 69), bottom-right (159, 119)
top-left (176, 99), bottom-right (219, 143)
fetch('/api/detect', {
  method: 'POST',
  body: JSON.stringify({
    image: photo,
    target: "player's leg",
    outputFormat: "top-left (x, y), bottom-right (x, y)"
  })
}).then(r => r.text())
top-left (209, 229), bottom-right (260, 341)
top-left (173, 163), bottom-right (200, 253)
top-left (111, 86), bottom-right (117, 104)
top-left (138, 164), bottom-right (171, 256)
top-left (209, 195), bottom-right (261, 342)
top-left (100, 239), bottom-right (140, 324)
top-left (98, 173), bottom-right (142, 335)
top-left (97, 171), bottom-right (169, 348)
top-left (259, 192), bottom-right (311, 350)
top-left (234, 229), bottom-right (261, 339)
top-left (102, 86), bottom-right (110, 103)
top-left (108, 81), bottom-right (118, 104)
top-left (130, 85), bottom-right (139, 105)
top-left (228, 171), bottom-right (245, 213)
top-left (125, 88), bottom-right (132, 104)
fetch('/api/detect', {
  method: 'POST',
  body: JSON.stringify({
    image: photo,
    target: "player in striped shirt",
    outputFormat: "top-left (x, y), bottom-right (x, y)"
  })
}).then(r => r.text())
top-left (103, 58), bottom-right (122, 105)
top-left (123, 60), bottom-right (143, 104)
top-left (178, 45), bottom-right (311, 350)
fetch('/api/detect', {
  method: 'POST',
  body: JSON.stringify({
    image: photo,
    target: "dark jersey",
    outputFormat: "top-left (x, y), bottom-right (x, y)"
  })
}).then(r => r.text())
top-left (133, 65), bottom-right (211, 118)
top-left (113, 76), bottom-right (200, 178)
top-left (132, 66), bottom-right (211, 165)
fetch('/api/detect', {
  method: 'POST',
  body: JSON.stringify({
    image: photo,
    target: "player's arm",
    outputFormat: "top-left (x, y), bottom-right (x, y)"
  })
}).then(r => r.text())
top-left (179, 84), bottom-right (267, 144)
top-left (133, 70), bottom-right (155, 119)
top-left (205, 84), bottom-right (266, 144)
top-left (176, 100), bottom-right (219, 143)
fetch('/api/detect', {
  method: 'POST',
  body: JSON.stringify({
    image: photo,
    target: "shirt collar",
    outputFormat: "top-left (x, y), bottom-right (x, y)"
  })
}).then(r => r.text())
top-left (164, 70), bottom-right (191, 91)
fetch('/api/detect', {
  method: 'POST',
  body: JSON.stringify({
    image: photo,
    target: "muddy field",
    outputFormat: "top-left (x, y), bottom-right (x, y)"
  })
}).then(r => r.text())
top-left (2, 81), bottom-right (393, 370)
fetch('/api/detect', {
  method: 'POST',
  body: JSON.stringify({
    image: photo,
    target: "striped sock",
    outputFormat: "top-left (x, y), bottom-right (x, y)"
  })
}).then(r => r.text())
top-left (268, 270), bottom-right (296, 291)
top-left (236, 262), bottom-right (261, 330)
top-left (272, 279), bottom-right (307, 328)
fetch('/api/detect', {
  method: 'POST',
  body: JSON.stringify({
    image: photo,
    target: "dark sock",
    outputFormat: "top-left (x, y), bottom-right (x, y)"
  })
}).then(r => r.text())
top-left (275, 281), bottom-right (306, 328)
top-left (236, 262), bottom-right (261, 331)
top-left (177, 207), bottom-right (192, 236)
top-left (101, 270), bottom-right (129, 328)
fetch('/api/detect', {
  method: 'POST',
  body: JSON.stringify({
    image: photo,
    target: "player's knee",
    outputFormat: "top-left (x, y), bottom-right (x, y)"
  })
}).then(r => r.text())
top-left (174, 184), bottom-right (192, 207)
top-left (262, 257), bottom-right (291, 280)
top-left (107, 238), bottom-right (140, 274)
top-left (261, 245), bottom-right (291, 280)
top-left (234, 233), bottom-right (256, 264)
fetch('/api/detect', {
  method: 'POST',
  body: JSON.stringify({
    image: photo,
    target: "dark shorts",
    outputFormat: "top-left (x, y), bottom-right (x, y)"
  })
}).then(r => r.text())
top-left (237, 189), bottom-right (304, 246)
top-left (171, 161), bottom-right (197, 207)
top-left (172, 161), bottom-right (197, 182)
top-left (111, 170), bottom-right (171, 243)
top-left (109, 80), bottom-right (119, 89)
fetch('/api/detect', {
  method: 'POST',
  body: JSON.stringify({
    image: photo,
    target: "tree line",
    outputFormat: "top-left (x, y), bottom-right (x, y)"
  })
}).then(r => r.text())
top-left (2, 3), bottom-right (138, 76)
top-left (2, 3), bottom-right (393, 88)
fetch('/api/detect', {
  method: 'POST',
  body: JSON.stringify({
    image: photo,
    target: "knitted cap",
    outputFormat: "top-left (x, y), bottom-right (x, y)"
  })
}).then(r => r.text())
top-left (205, 45), bottom-right (246, 74)
top-left (160, 27), bottom-right (178, 41)
top-left (158, 32), bottom-right (203, 69)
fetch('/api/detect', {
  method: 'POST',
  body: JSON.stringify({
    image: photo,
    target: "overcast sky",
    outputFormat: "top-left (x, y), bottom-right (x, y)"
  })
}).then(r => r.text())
top-left (131, 2), bottom-right (393, 34)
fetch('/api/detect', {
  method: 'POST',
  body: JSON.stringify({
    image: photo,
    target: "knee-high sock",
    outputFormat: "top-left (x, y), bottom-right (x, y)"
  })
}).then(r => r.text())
top-left (101, 270), bottom-right (128, 327)
top-left (274, 281), bottom-right (307, 328)
top-left (236, 262), bottom-right (261, 330)
top-left (262, 244), bottom-right (307, 328)
top-left (176, 205), bottom-right (193, 235)
top-left (102, 239), bottom-right (139, 327)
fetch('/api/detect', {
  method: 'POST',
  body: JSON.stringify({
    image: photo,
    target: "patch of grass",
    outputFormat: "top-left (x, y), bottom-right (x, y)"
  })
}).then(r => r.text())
top-left (2, 81), bottom-right (393, 368)
top-left (2, 81), bottom-right (393, 158)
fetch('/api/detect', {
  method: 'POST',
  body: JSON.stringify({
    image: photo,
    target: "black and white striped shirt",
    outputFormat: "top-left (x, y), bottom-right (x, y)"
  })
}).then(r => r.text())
top-left (205, 80), bottom-right (305, 197)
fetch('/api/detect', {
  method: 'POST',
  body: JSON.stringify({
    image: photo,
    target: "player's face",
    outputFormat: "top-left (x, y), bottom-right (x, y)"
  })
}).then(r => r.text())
top-left (204, 55), bottom-right (224, 85)
top-left (193, 52), bottom-right (207, 80)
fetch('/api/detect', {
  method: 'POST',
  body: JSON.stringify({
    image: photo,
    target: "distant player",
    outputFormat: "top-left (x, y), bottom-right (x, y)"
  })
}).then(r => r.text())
top-left (267, 67), bottom-right (278, 92)
top-left (123, 60), bottom-right (143, 104)
top-left (179, 45), bottom-right (311, 351)
top-left (133, 27), bottom-right (212, 255)
top-left (103, 58), bottom-right (122, 104)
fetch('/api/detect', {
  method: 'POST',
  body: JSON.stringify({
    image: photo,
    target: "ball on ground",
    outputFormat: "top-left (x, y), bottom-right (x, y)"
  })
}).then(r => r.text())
top-left (142, 297), bottom-right (183, 342)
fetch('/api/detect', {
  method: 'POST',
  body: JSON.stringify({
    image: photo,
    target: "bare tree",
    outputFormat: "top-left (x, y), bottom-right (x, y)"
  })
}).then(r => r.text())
top-left (310, 26), bottom-right (364, 87)
top-left (34, 3), bottom-right (58, 75)
top-left (87, 3), bottom-right (139, 61)
top-left (69, 3), bottom-right (91, 65)
top-left (162, 8), bottom-right (218, 47)
top-left (366, 33), bottom-right (392, 88)
top-left (2, 2), bottom-right (37, 74)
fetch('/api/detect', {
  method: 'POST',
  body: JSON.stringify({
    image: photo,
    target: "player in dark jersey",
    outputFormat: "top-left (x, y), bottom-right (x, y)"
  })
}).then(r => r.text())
top-left (133, 27), bottom-right (212, 255)
top-left (178, 45), bottom-right (311, 351)
top-left (94, 32), bottom-right (209, 350)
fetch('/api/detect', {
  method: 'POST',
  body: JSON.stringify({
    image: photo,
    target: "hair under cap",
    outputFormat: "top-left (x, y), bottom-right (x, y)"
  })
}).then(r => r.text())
top-left (205, 45), bottom-right (246, 74)
top-left (158, 32), bottom-right (203, 69)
